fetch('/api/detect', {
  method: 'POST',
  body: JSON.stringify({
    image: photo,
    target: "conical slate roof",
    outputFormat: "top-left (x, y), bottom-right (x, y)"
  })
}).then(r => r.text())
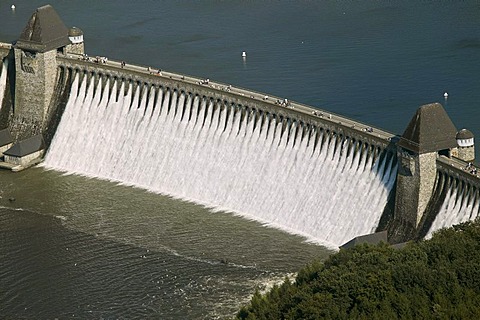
top-left (15, 5), bottom-right (70, 53)
top-left (3, 135), bottom-right (45, 157)
top-left (68, 27), bottom-right (83, 37)
top-left (456, 128), bottom-right (474, 140)
top-left (398, 103), bottom-right (457, 154)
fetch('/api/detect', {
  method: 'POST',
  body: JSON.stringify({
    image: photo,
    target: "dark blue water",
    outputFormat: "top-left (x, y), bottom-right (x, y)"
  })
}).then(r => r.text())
top-left (1, 1), bottom-right (479, 318)
top-left (2, 1), bottom-right (479, 139)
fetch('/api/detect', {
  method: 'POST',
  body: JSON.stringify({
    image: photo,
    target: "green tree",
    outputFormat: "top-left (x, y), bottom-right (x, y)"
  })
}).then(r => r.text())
top-left (236, 219), bottom-right (480, 319)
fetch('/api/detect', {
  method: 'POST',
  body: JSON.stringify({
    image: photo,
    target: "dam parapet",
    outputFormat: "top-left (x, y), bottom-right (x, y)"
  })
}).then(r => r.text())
top-left (56, 54), bottom-right (397, 152)
top-left (437, 156), bottom-right (480, 186)
top-left (0, 4), bottom-right (479, 245)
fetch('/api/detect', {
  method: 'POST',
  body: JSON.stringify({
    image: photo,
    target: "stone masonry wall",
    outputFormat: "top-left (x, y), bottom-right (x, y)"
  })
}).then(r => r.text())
top-left (458, 146), bottom-right (475, 163)
top-left (66, 43), bottom-right (84, 55)
top-left (417, 152), bottom-right (438, 224)
top-left (394, 151), bottom-right (437, 230)
top-left (12, 49), bottom-right (58, 140)
top-left (4, 150), bottom-right (44, 166)
top-left (43, 50), bottom-right (58, 124)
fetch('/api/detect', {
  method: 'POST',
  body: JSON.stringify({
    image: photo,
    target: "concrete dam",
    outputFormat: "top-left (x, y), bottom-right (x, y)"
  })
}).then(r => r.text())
top-left (1, 5), bottom-right (479, 248)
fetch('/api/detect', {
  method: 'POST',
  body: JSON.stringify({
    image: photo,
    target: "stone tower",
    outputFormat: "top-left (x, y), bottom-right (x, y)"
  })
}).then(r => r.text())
top-left (12, 4), bottom-right (70, 140)
top-left (455, 129), bottom-right (475, 162)
top-left (66, 27), bottom-right (85, 55)
top-left (394, 103), bottom-right (457, 231)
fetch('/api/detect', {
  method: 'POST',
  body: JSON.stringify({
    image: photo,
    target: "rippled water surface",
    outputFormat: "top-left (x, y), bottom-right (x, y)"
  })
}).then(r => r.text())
top-left (0, 169), bottom-right (329, 318)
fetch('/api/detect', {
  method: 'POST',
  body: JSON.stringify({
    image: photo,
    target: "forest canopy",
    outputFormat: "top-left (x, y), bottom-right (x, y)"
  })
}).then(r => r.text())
top-left (237, 219), bottom-right (480, 319)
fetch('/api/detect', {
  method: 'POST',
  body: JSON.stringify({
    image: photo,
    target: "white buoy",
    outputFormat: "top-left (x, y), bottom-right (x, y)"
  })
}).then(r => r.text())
top-left (11, 4), bottom-right (15, 10)
top-left (242, 51), bottom-right (246, 58)
top-left (444, 92), bottom-right (449, 98)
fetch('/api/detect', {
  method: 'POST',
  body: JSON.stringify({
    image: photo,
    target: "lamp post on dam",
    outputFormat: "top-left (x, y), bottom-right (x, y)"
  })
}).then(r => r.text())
top-left (0, 5), bottom-right (478, 244)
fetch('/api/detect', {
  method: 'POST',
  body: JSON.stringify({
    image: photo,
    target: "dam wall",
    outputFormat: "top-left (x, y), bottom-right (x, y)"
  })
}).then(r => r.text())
top-left (49, 54), bottom-right (480, 244)
top-left (1, 28), bottom-right (479, 245)
top-left (40, 58), bottom-right (400, 248)
top-left (421, 157), bottom-right (480, 238)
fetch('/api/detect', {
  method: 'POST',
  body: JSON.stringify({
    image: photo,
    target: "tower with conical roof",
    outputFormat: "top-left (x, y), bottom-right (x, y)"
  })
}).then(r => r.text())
top-left (12, 4), bottom-right (70, 140)
top-left (394, 103), bottom-right (458, 231)
top-left (454, 129), bottom-right (475, 162)
top-left (66, 27), bottom-right (85, 55)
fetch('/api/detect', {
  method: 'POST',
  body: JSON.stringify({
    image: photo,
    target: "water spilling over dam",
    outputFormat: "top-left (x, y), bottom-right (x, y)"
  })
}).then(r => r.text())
top-left (0, 59), bottom-right (7, 113)
top-left (43, 73), bottom-right (397, 248)
top-left (1, 4), bottom-right (480, 249)
top-left (425, 167), bottom-right (480, 239)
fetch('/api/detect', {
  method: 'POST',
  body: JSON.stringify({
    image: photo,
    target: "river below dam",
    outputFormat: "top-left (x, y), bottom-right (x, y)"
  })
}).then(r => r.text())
top-left (1, 1), bottom-right (480, 319)
top-left (0, 168), bottom-right (329, 318)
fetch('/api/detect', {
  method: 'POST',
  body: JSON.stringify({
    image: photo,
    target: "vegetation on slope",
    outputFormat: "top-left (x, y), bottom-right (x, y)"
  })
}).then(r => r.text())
top-left (237, 219), bottom-right (480, 319)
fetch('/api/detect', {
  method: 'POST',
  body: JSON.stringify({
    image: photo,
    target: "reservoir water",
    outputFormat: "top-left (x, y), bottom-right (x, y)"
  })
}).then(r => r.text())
top-left (1, 1), bottom-right (479, 318)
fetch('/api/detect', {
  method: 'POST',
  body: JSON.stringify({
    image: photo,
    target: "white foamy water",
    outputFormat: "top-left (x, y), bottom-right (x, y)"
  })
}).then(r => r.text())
top-left (426, 181), bottom-right (480, 238)
top-left (44, 74), bottom-right (397, 248)
top-left (0, 58), bottom-right (8, 112)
